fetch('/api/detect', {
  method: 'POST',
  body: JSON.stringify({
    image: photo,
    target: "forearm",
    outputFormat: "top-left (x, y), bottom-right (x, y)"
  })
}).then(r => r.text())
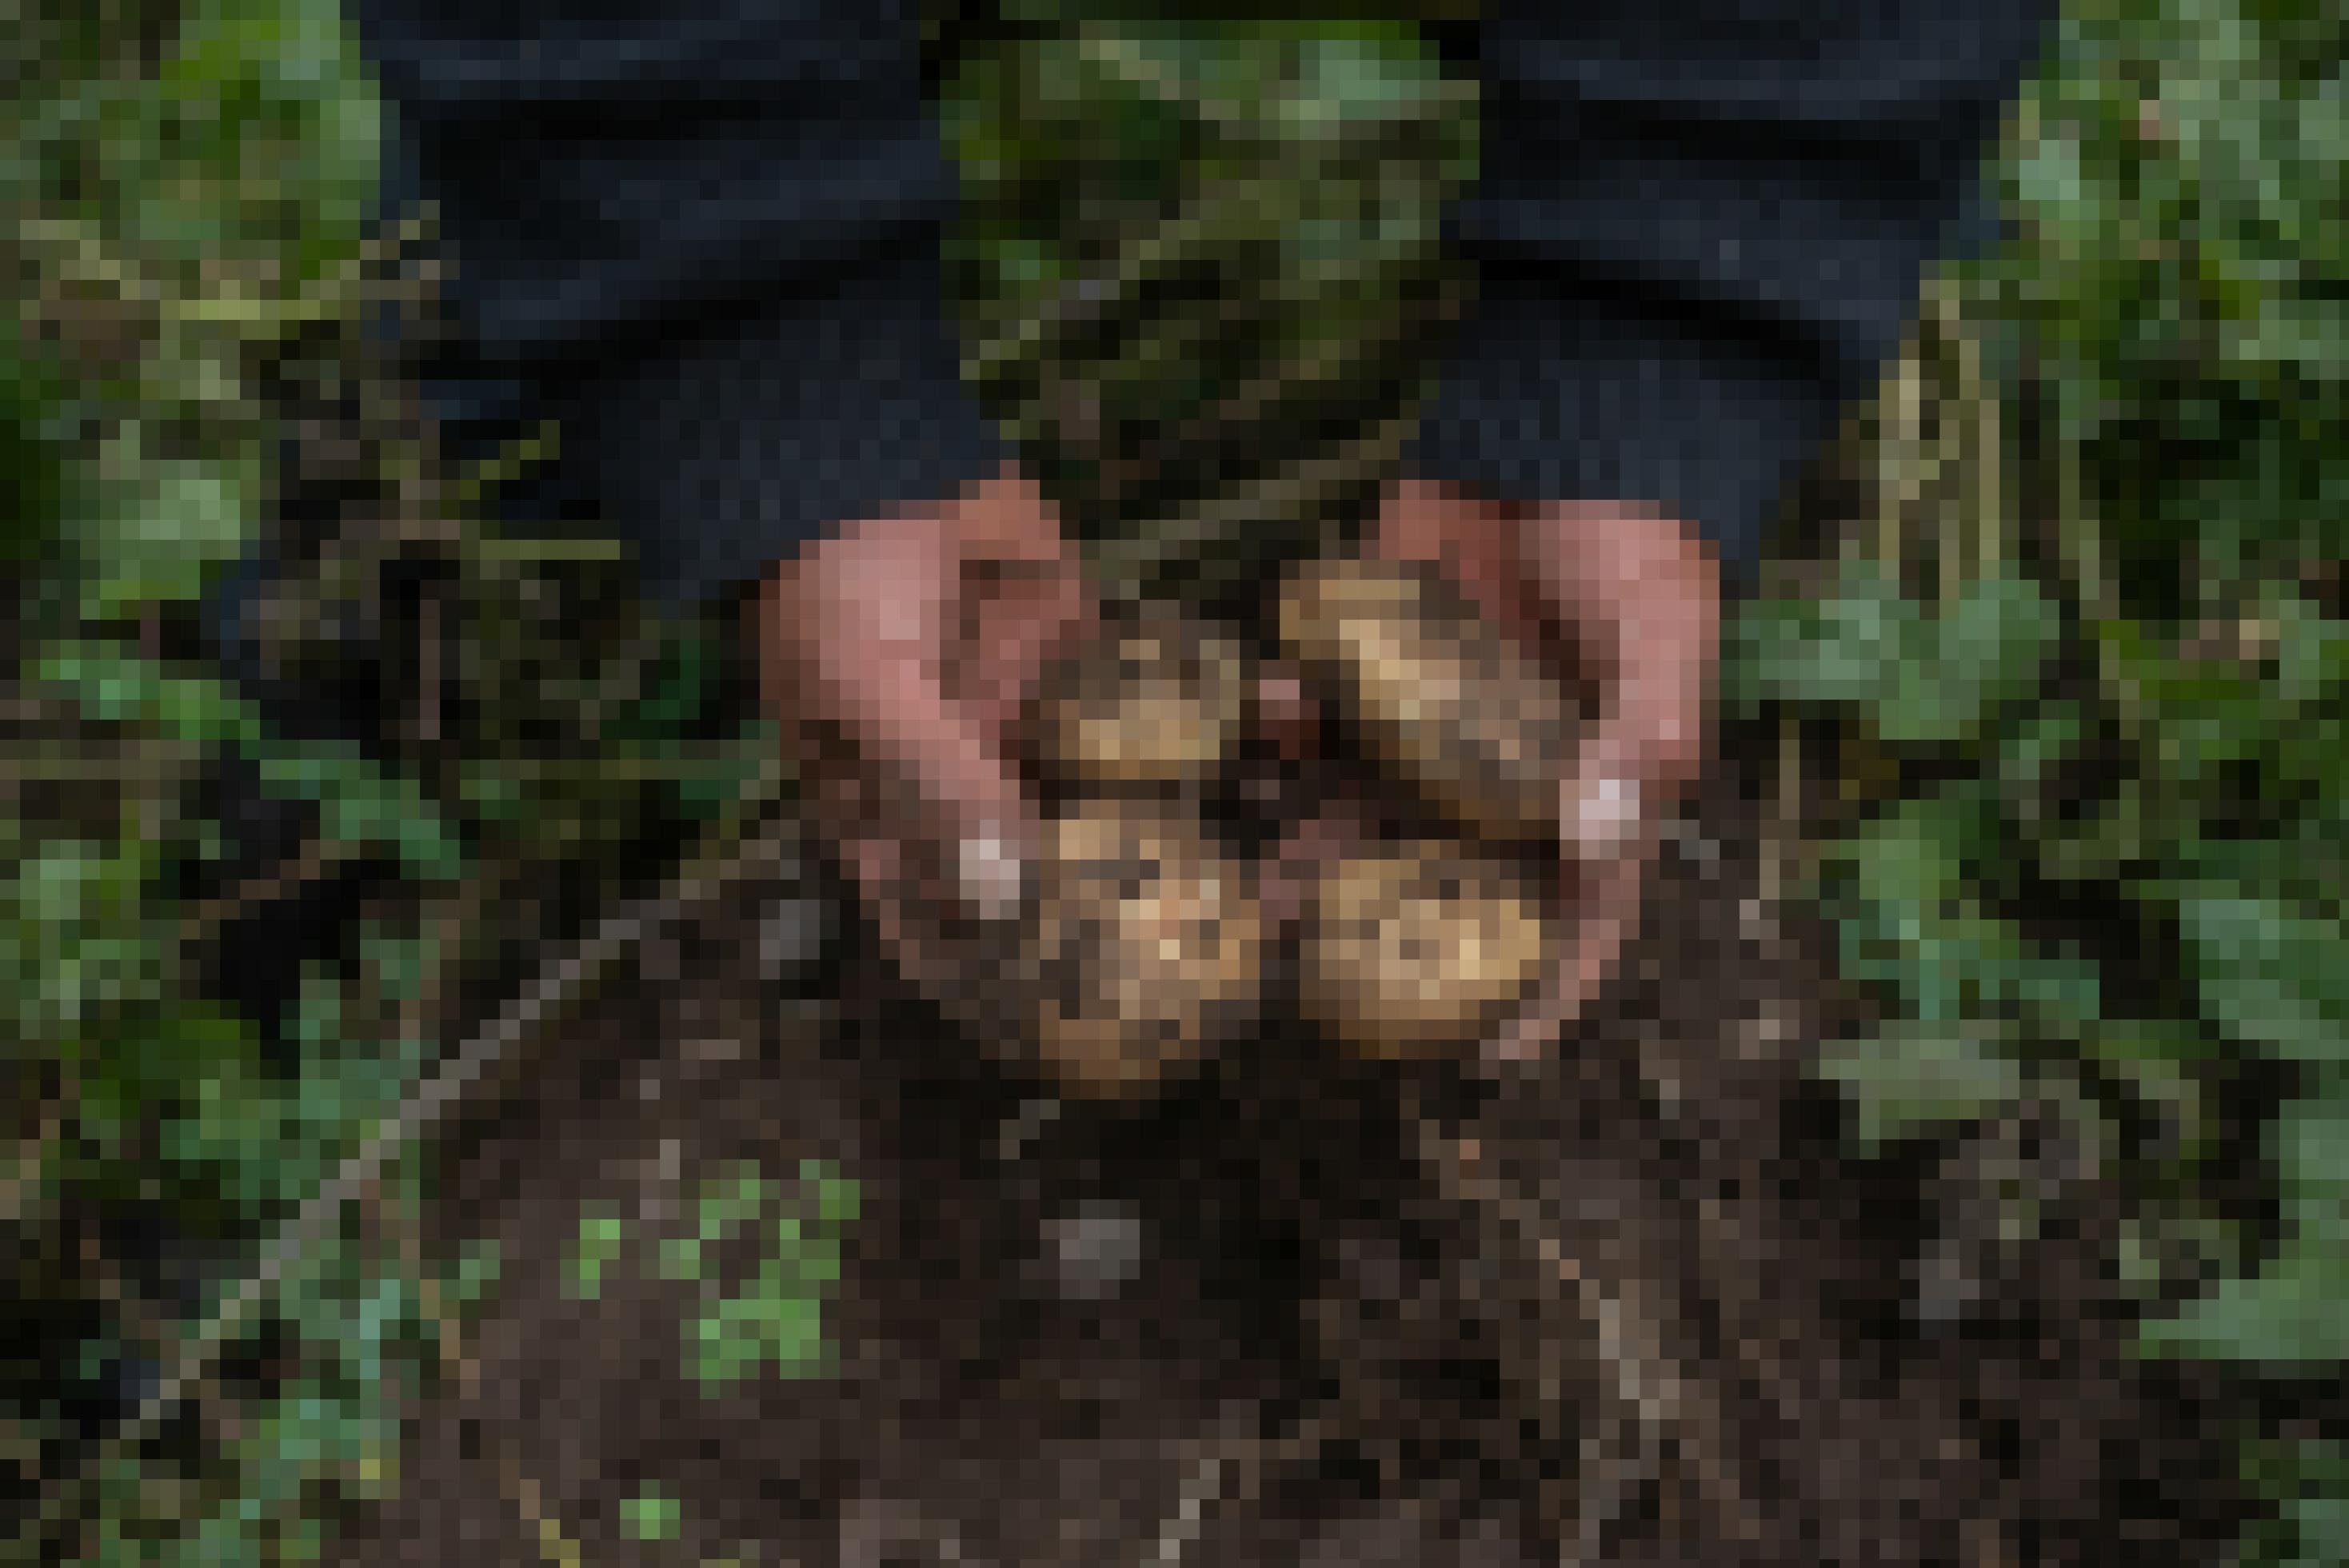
top-left (351, 0), bottom-right (1009, 614)
top-left (1412, 0), bottom-right (2060, 595)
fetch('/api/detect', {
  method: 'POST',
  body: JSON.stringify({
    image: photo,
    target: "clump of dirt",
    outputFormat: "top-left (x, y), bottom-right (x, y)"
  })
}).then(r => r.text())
top-left (338, 720), bottom-right (2248, 1567)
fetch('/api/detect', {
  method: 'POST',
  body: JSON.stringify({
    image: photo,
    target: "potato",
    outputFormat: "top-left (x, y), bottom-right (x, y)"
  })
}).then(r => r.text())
top-left (1023, 606), bottom-right (1251, 792)
top-left (1276, 557), bottom-right (1581, 843)
top-left (1020, 800), bottom-right (1267, 1098)
top-left (1298, 841), bottom-right (1553, 1060)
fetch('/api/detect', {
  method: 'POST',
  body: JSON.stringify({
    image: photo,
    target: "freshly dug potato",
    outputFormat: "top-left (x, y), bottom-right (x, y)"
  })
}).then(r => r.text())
top-left (1299, 841), bottom-right (1554, 1060)
top-left (1021, 800), bottom-right (1267, 1098)
top-left (1023, 606), bottom-right (1252, 792)
top-left (1276, 557), bottom-right (1581, 843)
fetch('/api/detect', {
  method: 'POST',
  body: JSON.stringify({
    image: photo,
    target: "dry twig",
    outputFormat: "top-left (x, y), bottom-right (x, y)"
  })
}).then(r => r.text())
top-left (7, 768), bottom-right (801, 1566)
top-left (1412, 1120), bottom-right (1768, 1562)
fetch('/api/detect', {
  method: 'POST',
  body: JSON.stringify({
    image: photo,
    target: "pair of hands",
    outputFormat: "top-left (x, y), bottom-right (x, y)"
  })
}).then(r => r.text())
top-left (753, 460), bottom-right (1721, 1066)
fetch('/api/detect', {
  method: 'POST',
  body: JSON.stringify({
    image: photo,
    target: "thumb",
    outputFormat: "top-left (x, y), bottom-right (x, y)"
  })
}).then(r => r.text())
top-left (817, 611), bottom-right (1040, 927)
top-left (877, 692), bottom-right (1036, 925)
top-left (1558, 605), bottom-right (1715, 866)
top-left (1560, 726), bottom-right (1653, 867)
top-left (949, 811), bottom-right (1036, 924)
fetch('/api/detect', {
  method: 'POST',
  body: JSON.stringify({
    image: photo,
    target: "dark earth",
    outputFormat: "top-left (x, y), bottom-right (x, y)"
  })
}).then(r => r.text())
top-left (338, 721), bottom-right (2250, 1568)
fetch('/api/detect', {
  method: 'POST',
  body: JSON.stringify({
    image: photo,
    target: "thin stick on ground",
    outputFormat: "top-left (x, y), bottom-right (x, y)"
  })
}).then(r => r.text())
top-left (1412, 1118), bottom-right (1769, 1562)
top-left (7, 767), bottom-right (803, 1567)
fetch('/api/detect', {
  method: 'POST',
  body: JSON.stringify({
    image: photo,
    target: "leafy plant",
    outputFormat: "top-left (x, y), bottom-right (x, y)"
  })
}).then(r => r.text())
top-left (553, 1160), bottom-right (861, 1390)
top-left (4, 1), bottom-right (769, 1559)
top-left (620, 1486), bottom-right (682, 1544)
top-left (1723, 2), bottom-right (2347, 1558)
top-left (681, 1159), bottom-right (859, 1390)
top-left (941, 14), bottom-right (1477, 610)
top-left (14, 2), bottom-right (2338, 1563)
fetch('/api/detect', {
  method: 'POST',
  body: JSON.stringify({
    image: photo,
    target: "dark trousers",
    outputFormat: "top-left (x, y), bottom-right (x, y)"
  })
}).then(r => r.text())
top-left (242, 1), bottom-right (2054, 640)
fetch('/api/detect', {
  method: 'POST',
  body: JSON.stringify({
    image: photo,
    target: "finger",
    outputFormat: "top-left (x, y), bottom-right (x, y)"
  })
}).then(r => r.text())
top-left (1483, 850), bottom-right (1650, 1068)
top-left (1366, 476), bottom-right (1548, 650)
top-left (1558, 610), bottom-right (1710, 866)
top-left (1562, 740), bottom-right (1648, 868)
top-left (1257, 800), bottom-right (1373, 932)
top-left (1256, 820), bottom-right (1327, 934)
top-left (780, 512), bottom-right (1038, 904)
top-left (1483, 879), bottom-right (1634, 1067)
top-left (952, 549), bottom-right (1096, 737)
top-left (1253, 658), bottom-right (1320, 762)
top-left (1515, 501), bottom-right (1721, 812)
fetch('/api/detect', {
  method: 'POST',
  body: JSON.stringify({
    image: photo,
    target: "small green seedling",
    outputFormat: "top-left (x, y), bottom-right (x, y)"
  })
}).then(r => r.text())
top-left (620, 1485), bottom-right (681, 1542)
top-left (684, 1159), bottom-right (859, 1390)
top-left (567, 1207), bottom-right (629, 1301)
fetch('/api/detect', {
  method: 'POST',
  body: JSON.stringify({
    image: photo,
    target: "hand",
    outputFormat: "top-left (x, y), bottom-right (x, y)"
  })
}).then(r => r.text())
top-left (752, 461), bottom-right (1097, 1004)
top-left (1368, 478), bottom-right (1722, 1065)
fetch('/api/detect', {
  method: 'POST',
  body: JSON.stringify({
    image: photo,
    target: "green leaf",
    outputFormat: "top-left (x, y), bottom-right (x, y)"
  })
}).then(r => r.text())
top-left (2240, 1438), bottom-right (2349, 1568)
top-left (2091, 608), bottom-right (2340, 800)
top-left (445, 1240), bottom-right (502, 1314)
top-left (256, 741), bottom-right (464, 880)
top-left (1876, 570), bottom-right (2063, 747)
top-left (621, 1486), bottom-right (681, 1543)
top-left (156, 1039), bottom-right (306, 1211)
top-left (686, 1299), bottom-right (765, 1388)
top-left (2274, 1092), bottom-right (2349, 1253)
top-left (1820, 787), bottom-right (2103, 1031)
top-left (1991, 697), bottom-right (2093, 803)
top-left (813, 1170), bottom-right (861, 1228)
top-left (2138, 1240), bottom-right (2349, 1364)
top-left (34, 641), bottom-right (261, 747)
top-left (3, 836), bottom-right (174, 1035)
top-left (1720, 563), bottom-right (2059, 745)
top-left (1835, 788), bottom-right (1979, 912)
top-left (693, 1162), bottom-right (774, 1244)
top-left (1815, 1020), bottom-right (2028, 1149)
top-left (358, 925), bottom-right (433, 1007)
top-left (1719, 557), bottom-right (1922, 717)
top-left (656, 1236), bottom-right (706, 1284)
top-left (2079, 1020), bottom-right (2222, 1165)
top-left (2278, 1493), bottom-right (2349, 1568)
top-left (2173, 806), bottom-right (2349, 918)
top-left (789, 1239), bottom-right (841, 1288)
top-left (2269, 591), bottom-right (2349, 708)
top-left (1275, 30), bottom-right (1447, 143)
top-left (2038, 772), bottom-right (2164, 884)
top-left (1831, 891), bottom-right (2106, 1033)
top-left (567, 1207), bottom-right (627, 1301)
top-left (72, 436), bottom-right (260, 617)
top-left (2166, 887), bottom-right (2349, 1060)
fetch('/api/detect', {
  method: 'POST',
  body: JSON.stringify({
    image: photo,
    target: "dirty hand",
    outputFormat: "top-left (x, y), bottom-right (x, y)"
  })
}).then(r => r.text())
top-left (753, 461), bottom-right (1097, 999)
top-left (1369, 479), bottom-right (1722, 1065)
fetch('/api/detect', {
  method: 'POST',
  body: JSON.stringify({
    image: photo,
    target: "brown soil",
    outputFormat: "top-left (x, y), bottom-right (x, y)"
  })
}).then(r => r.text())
top-left (338, 723), bottom-right (2247, 1568)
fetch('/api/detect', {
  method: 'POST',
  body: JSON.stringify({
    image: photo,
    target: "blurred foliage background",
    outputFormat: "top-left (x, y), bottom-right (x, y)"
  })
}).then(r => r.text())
top-left (2, 0), bottom-right (2343, 1562)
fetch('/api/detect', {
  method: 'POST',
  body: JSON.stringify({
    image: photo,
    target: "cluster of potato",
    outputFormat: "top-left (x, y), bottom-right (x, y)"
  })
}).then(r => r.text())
top-left (1005, 560), bottom-right (1583, 1099)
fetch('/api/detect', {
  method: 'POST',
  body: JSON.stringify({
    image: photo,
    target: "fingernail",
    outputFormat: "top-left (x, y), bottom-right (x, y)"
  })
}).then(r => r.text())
top-left (1567, 773), bottom-right (1644, 859)
top-left (957, 826), bottom-right (1030, 923)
